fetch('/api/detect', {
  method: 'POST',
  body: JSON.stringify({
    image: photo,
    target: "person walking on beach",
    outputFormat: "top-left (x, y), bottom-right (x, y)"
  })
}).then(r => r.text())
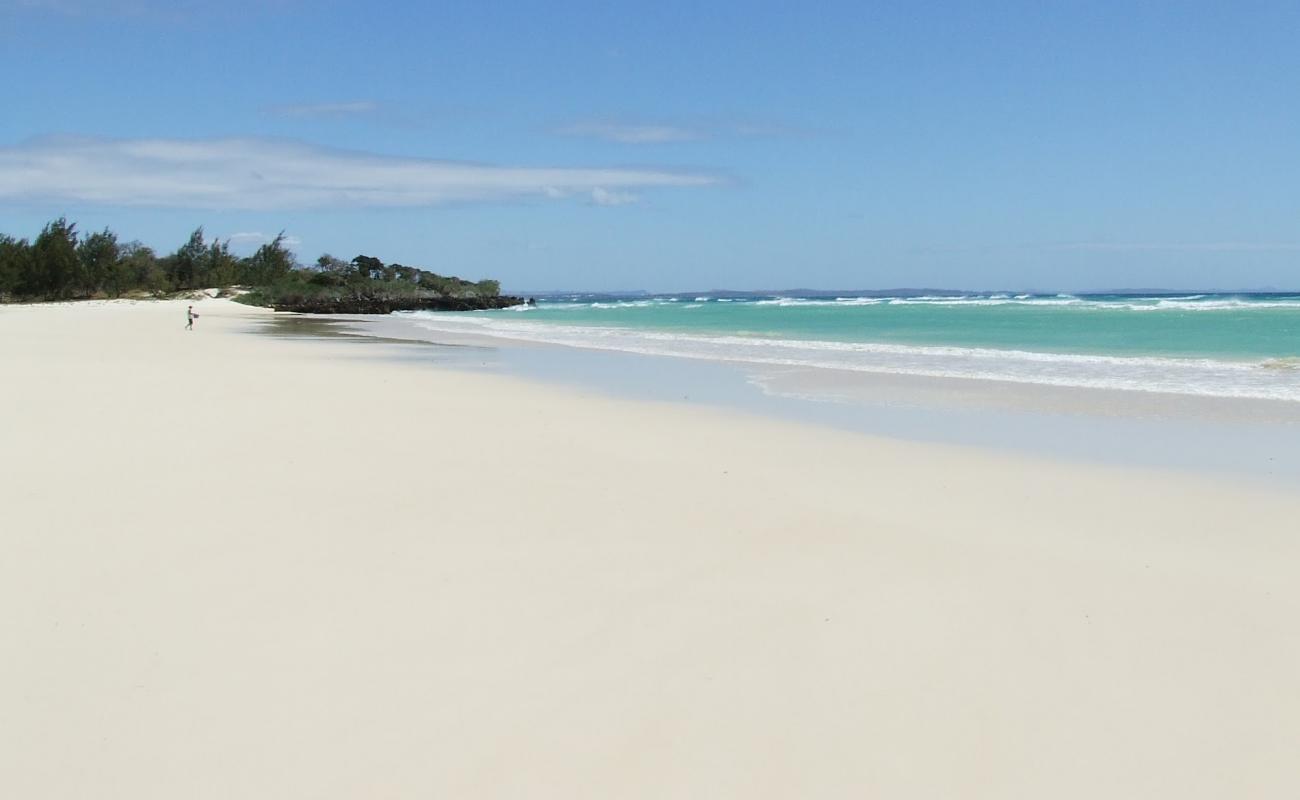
top-left (186, 305), bottom-right (198, 331)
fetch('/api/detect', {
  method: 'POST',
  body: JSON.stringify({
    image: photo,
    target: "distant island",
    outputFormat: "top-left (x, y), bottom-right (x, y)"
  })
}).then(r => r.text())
top-left (0, 217), bottom-right (522, 313)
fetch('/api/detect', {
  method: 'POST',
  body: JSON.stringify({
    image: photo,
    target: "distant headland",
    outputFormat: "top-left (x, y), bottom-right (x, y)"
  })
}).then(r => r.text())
top-left (0, 218), bottom-right (522, 313)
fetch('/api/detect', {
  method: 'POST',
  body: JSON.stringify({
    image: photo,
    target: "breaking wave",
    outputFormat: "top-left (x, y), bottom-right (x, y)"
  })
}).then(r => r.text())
top-left (404, 312), bottom-right (1300, 402)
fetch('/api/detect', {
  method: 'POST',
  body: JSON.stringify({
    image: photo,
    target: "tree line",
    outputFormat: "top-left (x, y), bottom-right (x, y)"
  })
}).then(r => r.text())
top-left (0, 218), bottom-right (500, 302)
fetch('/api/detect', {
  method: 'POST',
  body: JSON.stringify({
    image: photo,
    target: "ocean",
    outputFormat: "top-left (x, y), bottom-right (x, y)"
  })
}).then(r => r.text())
top-left (404, 293), bottom-right (1300, 402)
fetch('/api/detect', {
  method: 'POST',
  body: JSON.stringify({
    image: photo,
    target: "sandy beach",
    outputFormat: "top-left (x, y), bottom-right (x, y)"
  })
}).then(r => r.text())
top-left (4, 297), bottom-right (1299, 798)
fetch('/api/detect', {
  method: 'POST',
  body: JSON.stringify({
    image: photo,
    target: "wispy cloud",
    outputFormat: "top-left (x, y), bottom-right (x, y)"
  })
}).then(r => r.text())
top-left (226, 231), bottom-right (302, 248)
top-left (908, 240), bottom-right (1300, 256)
top-left (0, 135), bottom-right (720, 210)
top-left (264, 101), bottom-right (381, 119)
top-left (558, 122), bottom-right (704, 144)
top-left (588, 187), bottom-right (638, 207)
top-left (556, 117), bottom-right (817, 144)
top-left (1050, 242), bottom-right (1300, 253)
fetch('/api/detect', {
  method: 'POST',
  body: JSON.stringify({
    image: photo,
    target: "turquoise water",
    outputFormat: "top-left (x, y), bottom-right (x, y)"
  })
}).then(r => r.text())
top-left (407, 293), bottom-right (1300, 401)
top-left (516, 294), bottom-right (1300, 359)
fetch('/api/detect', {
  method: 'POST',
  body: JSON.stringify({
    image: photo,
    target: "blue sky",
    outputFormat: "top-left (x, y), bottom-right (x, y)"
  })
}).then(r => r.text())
top-left (2, 0), bottom-right (1298, 291)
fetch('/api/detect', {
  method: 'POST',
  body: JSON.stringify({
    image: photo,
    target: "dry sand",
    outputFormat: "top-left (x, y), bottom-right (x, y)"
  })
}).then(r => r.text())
top-left (3, 298), bottom-right (1299, 798)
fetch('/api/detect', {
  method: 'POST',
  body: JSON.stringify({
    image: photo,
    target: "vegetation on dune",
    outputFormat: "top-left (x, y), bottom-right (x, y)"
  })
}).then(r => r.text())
top-left (236, 252), bottom-right (510, 312)
top-left (0, 218), bottom-right (517, 312)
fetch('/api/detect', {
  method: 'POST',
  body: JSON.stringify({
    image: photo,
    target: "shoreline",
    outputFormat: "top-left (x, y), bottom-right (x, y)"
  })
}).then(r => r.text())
top-left (260, 308), bottom-right (1300, 482)
top-left (6, 298), bottom-right (1300, 798)
top-left (388, 296), bottom-right (1300, 404)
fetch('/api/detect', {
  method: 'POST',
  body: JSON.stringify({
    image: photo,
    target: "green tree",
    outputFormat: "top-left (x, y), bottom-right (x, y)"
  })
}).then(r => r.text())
top-left (417, 271), bottom-right (449, 293)
top-left (118, 241), bottom-right (167, 294)
top-left (206, 238), bottom-right (241, 287)
top-left (31, 218), bottom-right (81, 298)
top-left (0, 234), bottom-right (32, 299)
top-left (392, 264), bottom-right (420, 283)
top-left (245, 232), bottom-right (296, 285)
top-left (315, 253), bottom-right (350, 274)
top-left (351, 254), bottom-right (384, 280)
top-left (78, 228), bottom-right (120, 296)
top-left (169, 227), bottom-right (207, 289)
top-left (2, 220), bottom-right (512, 307)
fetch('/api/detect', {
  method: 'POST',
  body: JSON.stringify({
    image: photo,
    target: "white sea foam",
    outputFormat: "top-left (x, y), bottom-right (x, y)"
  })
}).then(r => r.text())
top-left (1144, 298), bottom-right (1300, 311)
top-left (756, 297), bottom-right (883, 307)
top-left (589, 300), bottom-right (662, 309)
top-left (403, 312), bottom-right (1300, 402)
top-left (886, 297), bottom-right (1084, 307)
top-left (724, 295), bottom-right (1300, 312)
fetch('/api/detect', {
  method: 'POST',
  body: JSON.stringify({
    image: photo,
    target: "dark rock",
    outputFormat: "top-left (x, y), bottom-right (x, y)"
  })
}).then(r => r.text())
top-left (270, 294), bottom-right (526, 314)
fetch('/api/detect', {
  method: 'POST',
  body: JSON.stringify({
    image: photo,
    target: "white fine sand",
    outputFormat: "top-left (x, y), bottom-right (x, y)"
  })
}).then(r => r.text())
top-left (3, 298), bottom-right (1300, 799)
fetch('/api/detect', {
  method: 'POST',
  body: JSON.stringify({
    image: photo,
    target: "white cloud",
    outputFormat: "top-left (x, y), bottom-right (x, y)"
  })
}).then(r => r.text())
top-left (589, 187), bottom-right (638, 206)
top-left (265, 101), bottom-right (381, 118)
top-left (558, 122), bottom-right (702, 144)
top-left (0, 135), bottom-right (719, 210)
top-left (227, 231), bottom-right (302, 248)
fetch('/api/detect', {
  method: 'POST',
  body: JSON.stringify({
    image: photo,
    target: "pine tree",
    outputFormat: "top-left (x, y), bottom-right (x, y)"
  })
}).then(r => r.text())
top-left (78, 228), bottom-right (120, 296)
top-left (170, 227), bottom-right (207, 289)
top-left (31, 218), bottom-right (80, 298)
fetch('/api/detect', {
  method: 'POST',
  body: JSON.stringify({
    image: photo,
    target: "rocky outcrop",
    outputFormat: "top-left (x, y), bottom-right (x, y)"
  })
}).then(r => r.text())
top-left (270, 294), bottom-right (526, 314)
